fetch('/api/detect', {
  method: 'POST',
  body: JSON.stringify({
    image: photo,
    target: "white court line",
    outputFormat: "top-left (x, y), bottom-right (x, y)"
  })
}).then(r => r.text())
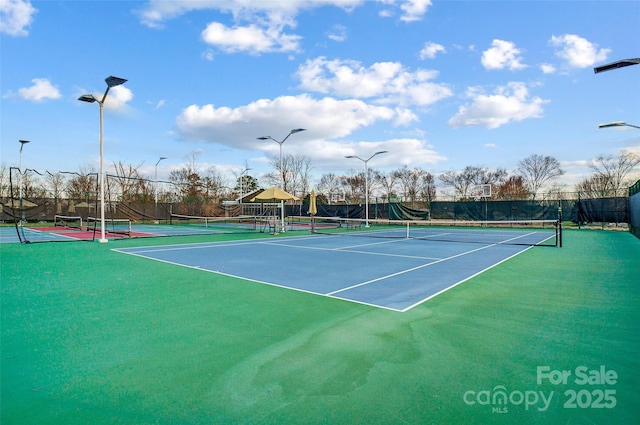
top-left (260, 239), bottom-right (443, 261)
top-left (113, 231), bottom-right (546, 312)
top-left (398, 246), bottom-right (535, 312)
top-left (327, 242), bottom-right (502, 296)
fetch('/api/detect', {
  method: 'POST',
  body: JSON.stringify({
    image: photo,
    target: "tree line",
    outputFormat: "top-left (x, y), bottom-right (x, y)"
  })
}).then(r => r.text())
top-left (1, 150), bottom-right (638, 205)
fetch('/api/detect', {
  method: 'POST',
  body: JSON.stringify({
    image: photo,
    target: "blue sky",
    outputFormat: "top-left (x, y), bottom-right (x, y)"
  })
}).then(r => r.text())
top-left (1, 0), bottom-right (639, 191)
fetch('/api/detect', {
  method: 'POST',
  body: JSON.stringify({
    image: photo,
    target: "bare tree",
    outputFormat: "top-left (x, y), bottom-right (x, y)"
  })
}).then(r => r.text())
top-left (204, 166), bottom-right (230, 201)
top-left (574, 174), bottom-right (610, 197)
top-left (65, 165), bottom-right (97, 201)
top-left (0, 163), bottom-right (8, 198)
top-left (586, 150), bottom-right (640, 196)
top-left (378, 169), bottom-right (400, 201)
top-left (169, 151), bottom-right (204, 198)
top-left (265, 153), bottom-right (313, 197)
top-left (45, 171), bottom-right (66, 200)
top-left (439, 165), bottom-right (507, 199)
top-left (317, 172), bottom-right (343, 202)
top-left (342, 169), bottom-right (364, 203)
top-left (290, 154), bottom-right (313, 197)
top-left (419, 172), bottom-right (436, 202)
top-left (396, 166), bottom-right (435, 205)
top-left (169, 168), bottom-right (203, 197)
top-left (111, 161), bottom-right (148, 202)
top-left (517, 154), bottom-right (564, 198)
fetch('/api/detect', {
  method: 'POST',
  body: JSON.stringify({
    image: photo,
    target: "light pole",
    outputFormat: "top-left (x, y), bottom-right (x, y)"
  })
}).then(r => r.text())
top-left (257, 128), bottom-right (306, 231)
top-left (238, 165), bottom-right (252, 216)
top-left (78, 76), bottom-right (127, 243)
top-left (598, 121), bottom-right (640, 129)
top-left (18, 140), bottom-right (30, 223)
top-left (155, 156), bottom-right (167, 219)
top-left (345, 151), bottom-right (388, 227)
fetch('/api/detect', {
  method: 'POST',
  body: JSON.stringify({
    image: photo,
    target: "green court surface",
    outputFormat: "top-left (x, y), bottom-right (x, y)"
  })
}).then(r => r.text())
top-left (1, 230), bottom-right (638, 424)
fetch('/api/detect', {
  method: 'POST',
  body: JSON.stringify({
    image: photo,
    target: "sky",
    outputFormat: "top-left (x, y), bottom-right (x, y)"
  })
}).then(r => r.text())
top-left (1, 0), bottom-right (639, 193)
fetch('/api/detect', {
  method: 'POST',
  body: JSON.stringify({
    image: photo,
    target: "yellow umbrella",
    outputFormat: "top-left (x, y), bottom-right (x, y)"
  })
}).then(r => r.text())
top-left (251, 187), bottom-right (299, 234)
top-left (308, 190), bottom-right (317, 216)
top-left (250, 187), bottom-right (299, 201)
top-left (308, 190), bottom-right (318, 233)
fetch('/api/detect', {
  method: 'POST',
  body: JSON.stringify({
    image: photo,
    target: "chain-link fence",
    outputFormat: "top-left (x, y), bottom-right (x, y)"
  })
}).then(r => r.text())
top-left (1, 167), bottom-right (633, 232)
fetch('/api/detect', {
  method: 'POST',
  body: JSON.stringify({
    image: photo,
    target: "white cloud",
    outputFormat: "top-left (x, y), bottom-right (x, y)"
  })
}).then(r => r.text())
top-left (419, 41), bottom-right (445, 59)
top-left (138, 1), bottom-right (364, 55)
top-left (201, 49), bottom-right (215, 61)
top-left (0, 0), bottom-right (37, 36)
top-left (173, 94), bottom-right (449, 170)
top-left (296, 137), bottom-right (446, 171)
top-left (104, 85), bottom-right (133, 110)
top-left (138, 0), bottom-right (363, 28)
top-left (176, 94), bottom-right (400, 147)
top-left (448, 82), bottom-right (549, 129)
top-left (399, 0), bottom-right (432, 22)
top-left (326, 24), bottom-right (347, 42)
top-left (138, 1), bottom-right (430, 56)
top-left (540, 63), bottom-right (556, 74)
top-left (295, 57), bottom-right (452, 106)
top-left (201, 22), bottom-right (301, 54)
top-left (376, 0), bottom-right (432, 22)
top-left (17, 78), bottom-right (61, 102)
top-left (481, 39), bottom-right (527, 70)
top-left (550, 34), bottom-right (610, 68)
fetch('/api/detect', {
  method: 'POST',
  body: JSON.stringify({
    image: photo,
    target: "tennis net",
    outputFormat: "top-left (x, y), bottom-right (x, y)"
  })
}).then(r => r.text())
top-left (169, 214), bottom-right (260, 234)
top-left (88, 217), bottom-right (132, 237)
top-left (54, 214), bottom-right (83, 230)
top-left (311, 217), bottom-right (561, 247)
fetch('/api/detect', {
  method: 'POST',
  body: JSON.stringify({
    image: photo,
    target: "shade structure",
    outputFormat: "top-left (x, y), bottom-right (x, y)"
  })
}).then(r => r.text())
top-left (250, 187), bottom-right (299, 234)
top-left (4, 199), bottom-right (38, 209)
top-left (250, 187), bottom-right (299, 202)
top-left (308, 190), bottom-right (317, 216)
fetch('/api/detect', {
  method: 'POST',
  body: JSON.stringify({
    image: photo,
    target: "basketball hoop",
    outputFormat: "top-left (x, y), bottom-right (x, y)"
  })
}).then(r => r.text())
top-left (472, 184), bottom-right (492, 200)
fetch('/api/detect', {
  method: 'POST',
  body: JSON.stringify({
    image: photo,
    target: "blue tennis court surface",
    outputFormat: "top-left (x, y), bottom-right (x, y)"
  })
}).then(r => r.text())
top-left (114, 231), bottom-right (551, 312)
top-left (0, 226), bottom-right (80, 243)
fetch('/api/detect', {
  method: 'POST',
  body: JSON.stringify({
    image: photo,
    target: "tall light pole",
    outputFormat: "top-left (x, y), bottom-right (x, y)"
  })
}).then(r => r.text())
top-left (155, 156), bottom-right (167, 219)
top-left (257, 128), bottom-right (306, 231)
top-left (18, 140), bottom-right (30, 223)
top-left (598, 121), bottom-right (640, 129)
top-left (78, 76), bottom-right (127, 243)
top-left (345, 151), bottom-right (388, 227)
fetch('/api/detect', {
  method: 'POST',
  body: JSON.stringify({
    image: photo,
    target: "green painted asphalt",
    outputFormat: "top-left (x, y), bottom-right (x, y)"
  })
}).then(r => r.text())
top-left (1, 230), bottom-right (638, 424)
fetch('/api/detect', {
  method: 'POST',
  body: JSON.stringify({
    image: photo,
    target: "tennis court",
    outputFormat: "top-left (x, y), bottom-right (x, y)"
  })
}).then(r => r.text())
top-left (0, 216), bottom-right (271, 243)
top-left (2, 228), bottom-right (638, 425)
top-left (114, 227), bottom-right (555, 312)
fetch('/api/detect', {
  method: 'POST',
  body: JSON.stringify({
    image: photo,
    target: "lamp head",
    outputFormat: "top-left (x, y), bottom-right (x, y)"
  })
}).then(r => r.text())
top-left (19, 139), bottom-right (30, 153)
top-left (78, 94), bottom-right (98, 103)
top-left (599, 121), bottom-right (626, 128)
top-left (105, 76), bottom-right (127, 87)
